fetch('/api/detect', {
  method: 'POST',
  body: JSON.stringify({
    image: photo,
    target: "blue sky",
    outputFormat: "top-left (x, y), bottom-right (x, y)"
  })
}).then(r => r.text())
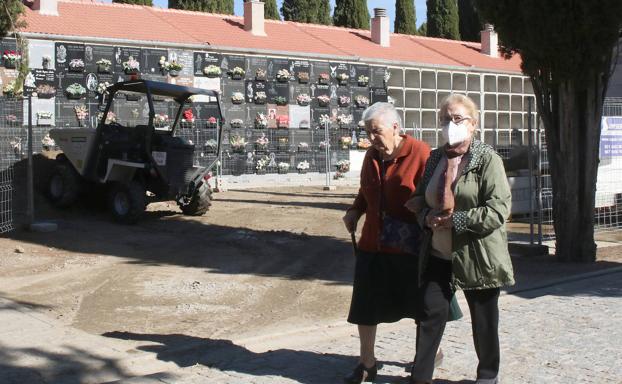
top-left (104, 0), bottom-right (427, 29)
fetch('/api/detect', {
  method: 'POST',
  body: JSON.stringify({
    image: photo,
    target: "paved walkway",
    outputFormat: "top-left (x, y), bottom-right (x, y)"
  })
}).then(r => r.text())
top-left (2, 269), bottom-right (620, 384)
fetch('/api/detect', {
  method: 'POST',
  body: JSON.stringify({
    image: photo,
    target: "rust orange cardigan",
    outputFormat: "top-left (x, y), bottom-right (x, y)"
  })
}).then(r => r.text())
top-left (350, 135), bottom-right (431, 254)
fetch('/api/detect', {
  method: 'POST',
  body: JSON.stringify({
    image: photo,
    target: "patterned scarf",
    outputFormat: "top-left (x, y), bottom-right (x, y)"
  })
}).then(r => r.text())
top-left (437, 139), bottom-right (471, 214)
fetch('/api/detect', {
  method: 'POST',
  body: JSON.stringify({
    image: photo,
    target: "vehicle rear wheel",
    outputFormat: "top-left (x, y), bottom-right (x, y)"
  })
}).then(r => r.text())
top-left (108, 181), bottom-right (146, 224)
top-left (178, 183), bottom-right (212, 216)
top-left (48, 162), bottom-right (81, 208)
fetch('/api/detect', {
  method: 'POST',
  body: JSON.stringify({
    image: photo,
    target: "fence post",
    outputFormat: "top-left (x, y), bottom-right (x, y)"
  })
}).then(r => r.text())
top-left (323, 120), bottom-right (333, 190)
top-left (527, 98), bottom-right (534, 245)
top-left (536, 118), bottom-right (543, 245)
top-left (26, 95), bottom-right (34, 227)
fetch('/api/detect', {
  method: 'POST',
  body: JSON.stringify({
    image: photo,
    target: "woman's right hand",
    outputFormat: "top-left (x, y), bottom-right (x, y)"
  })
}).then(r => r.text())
top-left (342, 209), bottom-right (361, 234)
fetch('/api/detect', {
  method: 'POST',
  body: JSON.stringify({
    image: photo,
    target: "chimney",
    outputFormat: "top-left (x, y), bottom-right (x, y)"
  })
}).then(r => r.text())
top-left (481, 24), bottom-right (498, 57)
top-left (29, 0), bottom-right (59, 16)
top-left (244, 0), bottom-right (266, 37)
top-left (371, 8), bottom-right (390, 47)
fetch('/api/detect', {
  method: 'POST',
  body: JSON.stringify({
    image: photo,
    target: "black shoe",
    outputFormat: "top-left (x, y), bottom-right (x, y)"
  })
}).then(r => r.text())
top-left (343, 362), bottom-right (378, 384)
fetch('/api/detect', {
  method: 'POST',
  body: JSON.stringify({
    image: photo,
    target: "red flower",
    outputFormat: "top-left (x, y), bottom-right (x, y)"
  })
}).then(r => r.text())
top-left (182, 108), bottom-right (194, 121)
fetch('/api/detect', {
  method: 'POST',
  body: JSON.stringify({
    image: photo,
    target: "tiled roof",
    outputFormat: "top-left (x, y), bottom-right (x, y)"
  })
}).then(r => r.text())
top-left (20, 0), bottom-right (523, 73)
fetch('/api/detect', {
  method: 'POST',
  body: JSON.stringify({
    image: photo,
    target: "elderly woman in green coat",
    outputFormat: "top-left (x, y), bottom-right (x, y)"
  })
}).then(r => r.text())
top-left (405, 94), bottom-right (514, 384)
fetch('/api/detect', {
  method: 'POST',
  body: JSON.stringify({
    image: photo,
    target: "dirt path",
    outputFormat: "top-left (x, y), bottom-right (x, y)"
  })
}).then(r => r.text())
top-left (0, 187), bottom-right (361, 341)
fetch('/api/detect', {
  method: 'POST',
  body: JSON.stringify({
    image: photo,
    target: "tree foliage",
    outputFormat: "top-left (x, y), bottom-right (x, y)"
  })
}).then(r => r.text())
top-left (476, 0), bottom-right (622, 262)
top-left (394, 0), bottom-right (417, 35)
top-left (262, 0), bottom-right (280, 21)
top-left (282, 0), bottom-right (331, 24)
top-left (333, 0), bottom-right (369, 29)
top-left (417, 22), bottom-right (427, 36)
top-left (0, 0), bottom-right (25, 38)
top-left (169, 0), bottom-right (233, 14)
top-left (426, 0), bottom-right (460, 39)
top-left (113, 0), bottom-right (153, 5)
top-left (458, 0), bottom-right (482, 42)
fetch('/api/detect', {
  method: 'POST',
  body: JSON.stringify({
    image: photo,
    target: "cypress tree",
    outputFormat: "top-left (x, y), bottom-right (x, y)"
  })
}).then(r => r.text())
top-left (333, 0), bottom-right (369, 29)
top-left (426, 0), bottom-right (460, 39)
top-left (394, 0), bottom-right (417, 35)
top-left (417, 22), bottom-right (427, 36)
top-left (262, 0), bottom-right (280, 20)
top-left (316, 0), bottom-right (332, 25)
top-left (281, 0), bottom-right (307, 22)
top-left (169, 0), bottom-right (233, 14)
top-left (113, 0), bottom-right (153, 5)
top-left (282, 0), bottom-right (331, 25)
top-left (458, 0), bottom-right (482, 42)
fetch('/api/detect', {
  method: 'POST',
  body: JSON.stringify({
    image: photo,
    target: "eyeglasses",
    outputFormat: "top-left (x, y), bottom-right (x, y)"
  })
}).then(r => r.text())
top-left (440, 115), bottom-right (472, 125)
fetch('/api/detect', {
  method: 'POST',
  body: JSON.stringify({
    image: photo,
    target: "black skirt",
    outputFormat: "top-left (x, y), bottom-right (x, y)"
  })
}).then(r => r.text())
top-left (347, 250), bottom-right (421, 326)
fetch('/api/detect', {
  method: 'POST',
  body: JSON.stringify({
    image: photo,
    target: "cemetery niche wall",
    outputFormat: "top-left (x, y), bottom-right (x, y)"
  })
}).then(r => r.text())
top-left (1, 37), bottom-right (384, 176)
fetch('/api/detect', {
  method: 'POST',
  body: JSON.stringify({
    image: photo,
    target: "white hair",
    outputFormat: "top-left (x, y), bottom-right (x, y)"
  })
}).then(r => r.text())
top-left (362, 102), bottom-right (402, 129)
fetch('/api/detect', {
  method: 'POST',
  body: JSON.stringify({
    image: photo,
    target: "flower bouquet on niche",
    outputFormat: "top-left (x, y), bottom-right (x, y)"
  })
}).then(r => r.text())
top-left (256, 155), bottom-right (270, 174)
top-left (336, 73), bottom-right (349, 85)
top-left (231, 92), bottom-right (245, 104)
top-left (297, 142), bottom-right (310, 152)
top-left (181, 108), bottom-right (195, 128)
top-left (230, 118), bottom-right (244, 129)
top-left (338, 95), bottom-right (350, 107)
top-left (229, 66), bottom-right (246, 80)
top-left (355, 95), bottom-right (370, 108)
top-left (296, 93), bottom-right (311, 106)
top-left (96, 58), bottom-right (112, 73)
top-left (254, 91), bottom-right (267, 105)
top-left (277, 162), bottom-right (290, 174)
top-left (255, 68), bottom-right (267, 81)
top-left (296, 160), bottom-right (310, 174)
top-left (65, 83), bottom-right (86, 99)
top-left (337, 113), bottom-right (353, 128)
top-left (2, 50), bottom-right (21, 68)
top-left (206, 116), bottom-right (218, 128)
top-left (273, 96), bottom-right (288, 106)
top-left (204, 139), bottom-right (218, 154)
top-left (276, 68), bottom-right (291, 82)
top-left (154, 113), bottom-right (169, 128)
top-left (74, 105), bottom-right (88, 127)
top-left (229, 134), bottom-right (247, 153)
top-left (318, 72), bottom-right (330, 85)
top-left (255, 133), bottom-right (269, 152)
top-left (254, 113), bottom-right (268, 129)
top-left (122, 56), bottom-right (140, 75)
top-left (316, 94), bottom-right (330, 107)
top-left (69, 59), bottom-right (85, 72)
top-left (277, 136), bottom-right (289, 150)
top-left (297, 71), bottom-right (310, 84)
top-left (335, 159), bottom-right (350, 178)
top-left (203, 65), bottom-right (221, 77)
top-left (339, 136), bottom-right (353, 150)
top-left (357, 75), bottom-right (369, 87)
top-left (357, 137), bottom-right (372, 150)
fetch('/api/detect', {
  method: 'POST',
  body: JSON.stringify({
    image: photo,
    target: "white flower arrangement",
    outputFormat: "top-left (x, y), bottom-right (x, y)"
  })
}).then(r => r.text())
top-left (297, 160), bottom-right (310, 171)
top-left (122, 56), bottom-right (140, 73)
top-left (36, 111), bottom-right (53, 119)
top-left (296, 93), bottom-right (311, 105)
top-left (355, 95), bottom-right (370, 107)
top-left (203, 65), bottom-right (221, 76)
top-left (337, 114), bottom-right (353, 125)
top-left (96, 81), bottom-right (110, 96)
top-left (276, 68), bottom-right (291, 81)
top-left (231, 92), bottom-right (245, 103)
top-left (319, 114), bottom-right (331, 126)
top-left (256, 155), bottom-right (270, 170)
top-left (69, 58), bottom-right (85, 70)
top-left (278, 162), bottom-right (290, 171)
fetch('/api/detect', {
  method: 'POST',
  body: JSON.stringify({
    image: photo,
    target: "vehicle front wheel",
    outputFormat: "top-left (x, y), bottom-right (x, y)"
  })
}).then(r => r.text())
top-left (48, 162), bottom-right (81, 208)
top-left (107, 181), bottom-right (146, 224)
top-left (178, 183), bottom-right (212, 216)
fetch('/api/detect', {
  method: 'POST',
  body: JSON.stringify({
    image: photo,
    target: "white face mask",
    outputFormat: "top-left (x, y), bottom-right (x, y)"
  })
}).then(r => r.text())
top-left (442, 120), bottom-right (470, 146)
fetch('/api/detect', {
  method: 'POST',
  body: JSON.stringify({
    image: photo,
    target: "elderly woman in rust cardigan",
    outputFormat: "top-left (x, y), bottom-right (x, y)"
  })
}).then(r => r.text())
top-left (342, 102), bottom-right (432, 383)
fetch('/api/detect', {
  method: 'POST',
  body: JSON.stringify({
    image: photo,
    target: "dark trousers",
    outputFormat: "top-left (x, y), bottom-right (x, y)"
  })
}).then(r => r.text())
top-left (411, 257), bottom-right (452, 381)
top-left (464, 287), bottom-right (501, 380)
